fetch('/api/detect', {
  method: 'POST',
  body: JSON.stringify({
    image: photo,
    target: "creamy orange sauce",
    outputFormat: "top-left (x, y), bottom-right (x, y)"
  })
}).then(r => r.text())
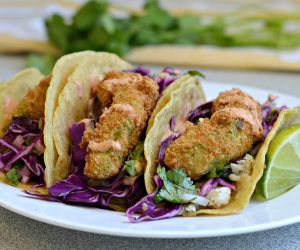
top-left (102, 77), bottom-right (132, 91)
top-left (216, 107), bottom-right (261, 136)
top-left (74, 80), bottom-right (83, 99)
top-left (111, 103), bottom-right (135, 114)
top-left (79, 119), bottom-right (94, 130)
top-left (161, 104), bottom-right (195, 142)
top-left (5, 97), bottom-right (18, 114)
top-left (100, 104), bottom-right (140, 126)
top-left (89, 74), bottom-right (100, 88)
top-left (88, 140), bottom-right (121, 152)
top-left (175, 116), bottom-right (188, 134)
top-left (174, 102), bottom-right (195, 134)
top-left (218, 95), bottom-right (258, 112)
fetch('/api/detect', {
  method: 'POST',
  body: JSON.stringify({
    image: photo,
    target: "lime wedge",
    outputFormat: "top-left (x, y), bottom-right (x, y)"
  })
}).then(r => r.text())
top-left (257, 124), bottom-right (300, 200)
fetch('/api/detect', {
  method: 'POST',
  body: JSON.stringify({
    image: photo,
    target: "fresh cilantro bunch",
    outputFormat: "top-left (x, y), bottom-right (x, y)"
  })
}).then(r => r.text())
top-left (27, 0), bottom-right (300, 74)
top-left (154, 166), bottom-right (196, 203)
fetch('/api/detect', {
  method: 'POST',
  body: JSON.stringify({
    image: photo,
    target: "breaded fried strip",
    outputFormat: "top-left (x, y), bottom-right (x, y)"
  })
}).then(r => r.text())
top-left (164, 89), bottom-right (263, 180)
top-left (15, 75), bottom-right (51, 119)
top-left (83, 72), bottom-right (159, 179)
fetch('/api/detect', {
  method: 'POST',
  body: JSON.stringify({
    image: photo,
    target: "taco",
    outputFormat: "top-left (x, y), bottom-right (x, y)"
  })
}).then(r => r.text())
top-left (43, 51), bottom-right (132, 187)
top-left (127, 88), bottom-right (288, 222)
top-left (27, 53), bottom-right (207, 212)
top-left (0, 68), bottom-right (48, 188)
top-left (0, 51), bottom-right (126, 188)
top-left (0, 68), bottom-right (44, 136)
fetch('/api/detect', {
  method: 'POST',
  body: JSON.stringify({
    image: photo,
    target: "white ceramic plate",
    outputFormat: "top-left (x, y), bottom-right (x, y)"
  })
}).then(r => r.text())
top-left (0, 81), bottom-right (300, 238)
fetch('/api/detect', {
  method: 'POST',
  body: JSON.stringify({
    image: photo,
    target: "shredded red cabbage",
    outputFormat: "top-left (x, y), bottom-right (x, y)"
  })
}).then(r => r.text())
top-left (162, 67), bottom-right (180, 75)
top-left (126, 65), bottom-right (151, 77)
top-left (27, 168), bottom-right (146, 208)
top-left (25, 121), bottom-right (146, 209)
top-left (158, 134), bottom-right (178, 166)
top-left (169, 115), bottom-right (176, 132)
top-left (48, 174), bottom-right (86, 197)
top-left (126, 66), bottom-right (179, 93)
top-left (261, 96), bottom-right (287, 139)
top-left (156, 76), bottom-right (178, 93)
top-left (187, 101), bottom-right (213, 123)
top-left (69, 123), bottom-right (87, 170)
top-left (251, 96), bottom-right (287, 155)
top-left (200, 178), bottom-right (236, 196)
top-left (126, 175), bottom-right (183, 222)
top-left (126, 193), bottom-right (183, 223)
top-left (0, 116), bottom-right (45, 184)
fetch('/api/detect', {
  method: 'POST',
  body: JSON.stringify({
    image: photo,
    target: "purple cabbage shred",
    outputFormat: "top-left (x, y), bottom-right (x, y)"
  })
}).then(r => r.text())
top-left (126, 66), bottom-right (180, 93)
top-left (169, 115), bottom-right (176, 132)
top-left (0, 116), bottom-right (45, 184)
top-left (200, 178), bottom-right (236, 196)
top-left (126, 174), bottom-right (183, 222)
top-left (251, 96), bottom-right (287, 155)
top-left (126, 65), bottom-right (151, 77)
top-left (156, 76), bottom-right (177, 93)
top-left (25, 121), bottom-right (146, 209)
top-left (158, 134), bottom-right (178, 166)
top-left (126, 192), bottom-right (183, 223)
top-left (69, 122), bottom-right (87, 168)
top-left (187, 101), bottom-right (213, 123)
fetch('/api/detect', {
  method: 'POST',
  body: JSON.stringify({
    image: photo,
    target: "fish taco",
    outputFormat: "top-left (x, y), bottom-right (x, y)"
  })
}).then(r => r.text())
top-left (0, 68), bottom-right (49, 188)
top-left (44, 51), bottom-right (132, 186)
top-left (128, 88), bottom-right (289, 221)
top-left (0, 51), bottom-right (125, 189)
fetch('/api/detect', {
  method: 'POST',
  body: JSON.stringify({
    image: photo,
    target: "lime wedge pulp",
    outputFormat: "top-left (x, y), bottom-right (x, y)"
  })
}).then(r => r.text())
top-left (258, 123), bottom-right (300, 200)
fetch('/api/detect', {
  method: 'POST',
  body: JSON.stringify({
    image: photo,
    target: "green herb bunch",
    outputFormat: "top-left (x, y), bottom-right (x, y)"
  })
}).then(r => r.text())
top-left (28, 0), bottom-right (300, 74)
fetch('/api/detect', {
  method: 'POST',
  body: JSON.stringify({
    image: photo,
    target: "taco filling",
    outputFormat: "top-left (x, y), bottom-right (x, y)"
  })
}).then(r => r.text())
top-left (0, 75), bottom-right (50, 186)
top-left (27, 66), bottom-right (191, 211)
top-left (0, 117), bottom-right (45, 185)
top-left (128, 89), bottom-right (286, 222)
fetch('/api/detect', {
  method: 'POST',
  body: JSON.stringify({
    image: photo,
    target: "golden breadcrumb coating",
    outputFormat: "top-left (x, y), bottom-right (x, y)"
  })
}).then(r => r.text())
top-left (164, 88), bottom-right (263, 180)
top-left (15, 75), bottom-right (51, 119)
top-left (83, 72), bottom-right (159, 179)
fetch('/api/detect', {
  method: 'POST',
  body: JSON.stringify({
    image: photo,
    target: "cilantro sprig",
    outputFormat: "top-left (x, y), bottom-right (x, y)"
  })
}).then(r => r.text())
top-left (27, 0), bottom-right (300, 74)
top-left (154, 166), bottom-right (195, 203)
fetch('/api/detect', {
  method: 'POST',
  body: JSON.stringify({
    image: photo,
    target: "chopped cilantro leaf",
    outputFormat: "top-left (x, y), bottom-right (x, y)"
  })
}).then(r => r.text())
top-left (129, 141), bottom-right (144, 160)
top-left (124, 160), bottom-right (138, 177)
top-left (155, 166), bottom-right (195, 203)
top-left (124, 141), bottom-right (144, 176)
top-left (187, 70), bottom-right (205, 78)
top-left (6, 168), bottom-right (19, 185)
top-left (24, 139), bottom-right (32, 146)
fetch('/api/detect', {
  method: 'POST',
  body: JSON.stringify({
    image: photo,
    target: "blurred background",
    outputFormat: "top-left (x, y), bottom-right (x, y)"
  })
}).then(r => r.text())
top-left (1, 0), bottom-right (300, 77)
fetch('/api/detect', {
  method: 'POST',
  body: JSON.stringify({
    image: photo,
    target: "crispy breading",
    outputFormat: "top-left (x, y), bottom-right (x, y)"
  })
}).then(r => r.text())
top-left (164, 89), bottom-right (263, 180)
top-left (91, 83), bottom-right (112, 108)
top-left (15, 75), bottom-right (51, 119)
top-left (83, 72), bottom-right (159, 179)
